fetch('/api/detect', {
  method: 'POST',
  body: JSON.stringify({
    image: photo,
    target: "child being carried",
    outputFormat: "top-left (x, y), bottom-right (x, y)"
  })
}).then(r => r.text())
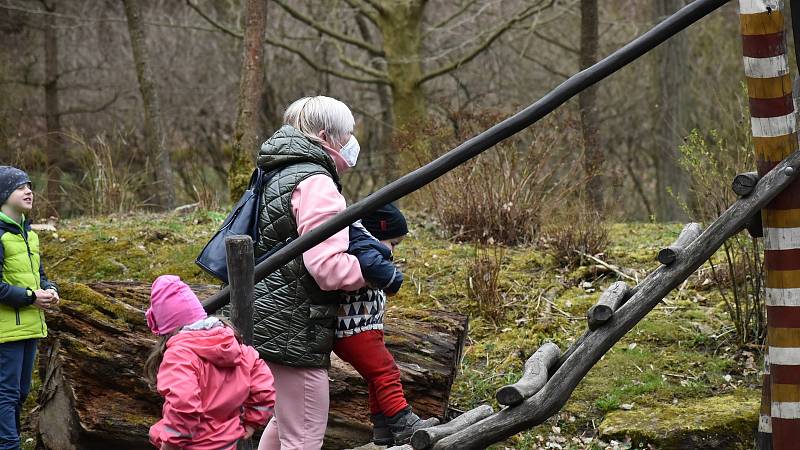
top-left (334, 203), bottom-right (438, 446)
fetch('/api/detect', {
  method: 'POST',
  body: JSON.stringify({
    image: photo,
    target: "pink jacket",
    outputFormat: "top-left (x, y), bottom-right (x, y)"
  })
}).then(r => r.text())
top-left (290, 145), bottom-right (365, 291)
top-left (149, 326), bottom-right (275, 450)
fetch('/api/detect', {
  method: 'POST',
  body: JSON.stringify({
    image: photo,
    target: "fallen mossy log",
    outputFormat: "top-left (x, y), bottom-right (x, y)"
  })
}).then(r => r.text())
top-left (37, 281), bottom-right (468, 450)
top-left (429, 145), bottom-right (800, 448)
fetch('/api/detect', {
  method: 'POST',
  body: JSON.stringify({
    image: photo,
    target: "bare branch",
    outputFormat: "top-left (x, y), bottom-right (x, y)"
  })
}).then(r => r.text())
top-left (339, 54), bottom-right (389, 79)
top-left (265, 37), bottom-right (389, 85)
top-left (430, 0), bottom-right (480, 30)
top-left (60, 92), bottom-right (120, 116)
top-left (272, 0), bottom-right (384, 56)
top-left (0, 2), bottom-right (225, 33)
top-left (185, 0), bottom-right (243, 38)
top-left (508, 43), bottom-right (571, 79)
top-left (359, 0), bottom-right (388, 16)
top-left (418, 0), bottom-right (557, 85)
top-left (533, 29), bottom-right (579, 55)
top-left (342, 0), bottom-right (381, 23)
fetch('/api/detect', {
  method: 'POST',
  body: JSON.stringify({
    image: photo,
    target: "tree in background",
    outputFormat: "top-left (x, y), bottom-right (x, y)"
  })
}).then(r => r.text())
top-left (653, 0), bottom-right (689, 221)
top-left (579, 0), bottom-right (601, 211)
top-left (122, 0), bottom-right (176, 210)
top-left (229, 0), bottom-right (267, 201)
top-left (40, 0), bottom-right (62, 215)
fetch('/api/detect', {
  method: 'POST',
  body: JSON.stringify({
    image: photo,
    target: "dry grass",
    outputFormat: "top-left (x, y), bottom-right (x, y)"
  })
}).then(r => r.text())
top-left (466, 244), bottom-right (507, 325)
top-left (58, 131), bottom-right (153, 216)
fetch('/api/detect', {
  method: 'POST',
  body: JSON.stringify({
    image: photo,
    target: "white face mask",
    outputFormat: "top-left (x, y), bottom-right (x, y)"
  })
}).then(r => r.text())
top-left (339, 135), bottom-right (360, 167)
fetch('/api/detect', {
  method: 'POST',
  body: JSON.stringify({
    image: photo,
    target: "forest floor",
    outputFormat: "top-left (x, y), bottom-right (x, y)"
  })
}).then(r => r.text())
top-left (25, 210), bottom-right (762, 449)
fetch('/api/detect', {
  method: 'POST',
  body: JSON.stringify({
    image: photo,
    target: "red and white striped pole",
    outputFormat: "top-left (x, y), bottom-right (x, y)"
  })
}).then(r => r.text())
top-left (739, 1), bottom-right (800, 448)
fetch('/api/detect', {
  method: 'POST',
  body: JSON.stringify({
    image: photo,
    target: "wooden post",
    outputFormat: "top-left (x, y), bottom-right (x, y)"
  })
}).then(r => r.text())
top-left (586, 281), bottom-right (630, 330)
top-left (410, 405), bottom-right (493, 450)
top-left (495, 343), bottom-right (560, 406)
top-left (656, 222), bottom-right (702, 265)
top-left (733, 171), bottom-right (760, 196)
top-left (738, 2), bottom-right (800, 448)
top-left (225, 235), bottom-right (255, 450)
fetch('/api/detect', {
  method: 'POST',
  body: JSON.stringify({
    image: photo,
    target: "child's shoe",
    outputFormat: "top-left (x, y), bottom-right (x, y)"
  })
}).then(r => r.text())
top-left (370, 413), bottom-right (393, 445)
top-left (387, 407), bottom-right (439, 444)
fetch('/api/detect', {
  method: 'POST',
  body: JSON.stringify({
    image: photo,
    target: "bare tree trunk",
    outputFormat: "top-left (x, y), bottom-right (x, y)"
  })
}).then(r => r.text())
top-left (122, 0), bottom-right (175, 210)
top-left (41, 0), bottom-right (61, 216)
top-left (579, 0), bottom-right (602, 211)
top-left (355, 13), bottom-right (396, 186)
top-left (377, 0), bottom-right (427, 174)
top-left (228, 0), bottom-right (267, 202)
top-left (652, 0), bottom-right (688, 221)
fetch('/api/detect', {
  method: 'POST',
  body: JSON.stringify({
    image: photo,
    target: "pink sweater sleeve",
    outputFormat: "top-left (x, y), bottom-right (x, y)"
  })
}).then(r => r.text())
top-left (291, 174), bottom-right (365, 291)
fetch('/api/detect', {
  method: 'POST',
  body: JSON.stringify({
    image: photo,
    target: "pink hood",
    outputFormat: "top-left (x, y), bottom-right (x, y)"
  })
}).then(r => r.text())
top-left (149, 326), bottom-right (275, 450)
top-left (168, 326), bottom-right (241, 368)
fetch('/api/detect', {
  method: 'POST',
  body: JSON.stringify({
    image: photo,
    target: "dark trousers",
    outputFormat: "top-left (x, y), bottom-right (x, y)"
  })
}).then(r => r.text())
top-left (0, 339), bottom-right (37, 450)
top-left (333, 330), bottom-right (408, 417)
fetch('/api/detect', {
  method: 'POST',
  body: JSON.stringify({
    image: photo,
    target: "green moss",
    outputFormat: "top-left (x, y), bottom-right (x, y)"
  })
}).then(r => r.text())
top-left (59, 281), bottom-right (145, 327)
top-left (599, 390), bottom-right (759, 449)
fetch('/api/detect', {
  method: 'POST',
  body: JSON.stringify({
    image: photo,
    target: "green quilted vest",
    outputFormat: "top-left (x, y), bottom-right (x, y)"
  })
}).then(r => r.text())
top-left (252, 125), bottom-right (343, 368)
top-left (0, 213), bottom-right (47, 343)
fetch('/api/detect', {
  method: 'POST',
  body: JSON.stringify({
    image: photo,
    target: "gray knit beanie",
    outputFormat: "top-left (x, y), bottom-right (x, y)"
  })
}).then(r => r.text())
top-left (0, 166), bottom-right (32, 206)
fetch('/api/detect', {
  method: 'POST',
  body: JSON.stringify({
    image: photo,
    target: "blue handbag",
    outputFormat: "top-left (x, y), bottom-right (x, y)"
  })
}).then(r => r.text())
top-left (195, 167), bottom-right (285, 283)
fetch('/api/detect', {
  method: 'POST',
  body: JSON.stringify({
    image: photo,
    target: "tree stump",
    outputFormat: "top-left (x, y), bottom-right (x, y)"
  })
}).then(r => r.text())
top-left (36, 281), bottom-right (468, 450)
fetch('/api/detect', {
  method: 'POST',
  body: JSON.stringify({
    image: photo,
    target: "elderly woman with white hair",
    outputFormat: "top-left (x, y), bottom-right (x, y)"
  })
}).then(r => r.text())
top-left (253, 96), bottom-right (365, 449)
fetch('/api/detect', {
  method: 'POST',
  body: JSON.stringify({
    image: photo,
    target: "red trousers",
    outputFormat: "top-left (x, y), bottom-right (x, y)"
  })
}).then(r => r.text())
top-left (333, 330), bottom-right (408, 416)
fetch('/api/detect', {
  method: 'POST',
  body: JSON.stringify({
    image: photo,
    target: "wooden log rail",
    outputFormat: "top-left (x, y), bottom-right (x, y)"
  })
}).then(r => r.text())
top-left (586, 281), bottom-right (630, 330)
top-left (411, 151), bottom-right (800, 448)
top-left (732, 171), bottom-right (759, 196)
top-left (732, 172), bottom-right (764, 238)
top-left (495, 343), bottom-right (561, 406)
top-left (657, 222), bottom-right (703, 265)
top-left (409, 405), bottom-right (494, 450)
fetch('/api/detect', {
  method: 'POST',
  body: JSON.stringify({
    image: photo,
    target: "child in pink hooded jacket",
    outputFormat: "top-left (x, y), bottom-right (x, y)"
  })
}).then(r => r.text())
top-left (144, 275), bottom-right (275, 450)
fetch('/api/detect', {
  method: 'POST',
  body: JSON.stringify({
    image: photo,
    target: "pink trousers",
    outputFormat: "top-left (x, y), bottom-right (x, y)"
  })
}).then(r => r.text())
top-left (257, 362), bottom-right (329, 450)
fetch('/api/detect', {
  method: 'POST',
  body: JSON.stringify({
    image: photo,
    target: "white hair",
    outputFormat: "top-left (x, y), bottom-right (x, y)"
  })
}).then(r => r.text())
top-left (283, 96), bottom-right (354, 147)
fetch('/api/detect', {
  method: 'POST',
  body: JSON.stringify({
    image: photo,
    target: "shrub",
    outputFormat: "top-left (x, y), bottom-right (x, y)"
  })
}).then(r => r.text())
top-left (398, 108), bottom-right (581, 245)
top-left (679, 128), bottom-right (765, 347)
top-left (542, 206), bottom-right (609, 269)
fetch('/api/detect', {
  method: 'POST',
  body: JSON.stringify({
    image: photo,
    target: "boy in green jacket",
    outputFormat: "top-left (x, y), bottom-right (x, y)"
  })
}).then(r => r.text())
top-left (0, 166), bottom-right (58, 450)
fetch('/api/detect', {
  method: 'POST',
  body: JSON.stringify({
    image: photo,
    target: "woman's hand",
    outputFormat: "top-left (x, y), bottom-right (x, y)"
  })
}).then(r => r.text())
top-left (244, 425), bottom-right (255, 439)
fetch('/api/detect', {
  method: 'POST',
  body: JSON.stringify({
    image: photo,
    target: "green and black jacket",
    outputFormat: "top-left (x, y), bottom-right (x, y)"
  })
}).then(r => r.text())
top-left (0, 212), bottom-right (56, 343)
